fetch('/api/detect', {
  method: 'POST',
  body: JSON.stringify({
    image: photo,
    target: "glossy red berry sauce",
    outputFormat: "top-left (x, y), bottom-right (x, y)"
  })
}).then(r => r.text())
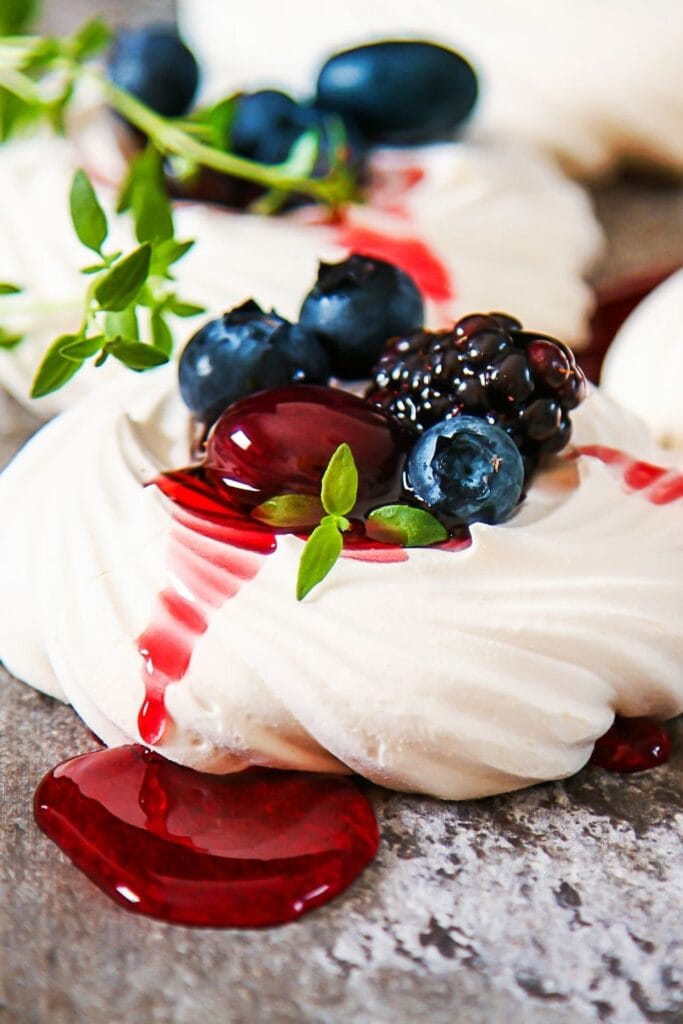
top-left (590, 716), bottom-right (671, 773)
top-left (34, 745), bottom-right (379, 927)
top-left (577, 445), bottom-right (683, 504)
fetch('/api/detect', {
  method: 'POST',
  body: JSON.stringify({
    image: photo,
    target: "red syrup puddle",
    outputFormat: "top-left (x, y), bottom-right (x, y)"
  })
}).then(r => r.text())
top-left (34, 745), bottom-right (379, 927)
top-left (580, 265), bottom-right (682, 383)
top-left (137, 468), bottom-right (469, 745)
top-left (590, 716), bottom-right (671, 773)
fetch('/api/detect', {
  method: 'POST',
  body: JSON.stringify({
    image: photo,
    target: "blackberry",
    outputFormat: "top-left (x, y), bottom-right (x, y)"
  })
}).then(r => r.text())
top-left (366, 313), bottom-right (586, 479)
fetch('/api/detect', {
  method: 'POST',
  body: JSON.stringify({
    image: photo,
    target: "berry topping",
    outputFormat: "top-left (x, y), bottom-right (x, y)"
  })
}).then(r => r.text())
top-left (204, 385), bottom-right (412, 514)
top-left (230, 90), bottom-right (314, 166)
top-left (178, 301), bottom-right (293, 423)
top-left (299, 256), bottom-right (424, 379)
top-left (367, 313), bottom-right (586, 478)
top-left (269, 322), bottom-right (331, 384)
top-left (107, 24), bottom-right (200, 118)
top-left (406, 417), bottom-right (524, 526)
top-left (316, 41), bottom-right (478, 146)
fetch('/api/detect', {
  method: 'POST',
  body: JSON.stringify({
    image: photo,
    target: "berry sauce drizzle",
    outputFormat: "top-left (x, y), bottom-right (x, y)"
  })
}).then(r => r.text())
top-left (34, 745), bottom-right (379, 927)
top-left (590, 717), bottom-right (671, 773)
top-left (577, 445), bottom-right (683, 504)
top-left (136, 468), bottom-right (467, 745)
top-left (335, 223), bottom-right (453, 304)
top-left (577, 444), bottom-right (679, 774)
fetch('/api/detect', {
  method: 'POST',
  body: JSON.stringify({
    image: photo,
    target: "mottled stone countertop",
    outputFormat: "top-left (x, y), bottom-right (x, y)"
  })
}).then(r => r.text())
top-left (2, 4), bottom-right (683, 1023)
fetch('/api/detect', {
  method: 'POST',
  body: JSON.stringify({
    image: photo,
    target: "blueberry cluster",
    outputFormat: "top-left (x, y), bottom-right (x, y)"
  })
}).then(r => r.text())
top-left (367, 313), bottom-right (586, 479)
top-left (178, 256), bottom-right (423, 423)
top-left (107, 28), bottom-right (479, 207)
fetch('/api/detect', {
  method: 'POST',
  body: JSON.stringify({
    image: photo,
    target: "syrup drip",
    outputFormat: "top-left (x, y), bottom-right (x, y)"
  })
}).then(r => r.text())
top-left (136, 469), bottom-right (466, 745)
top-left (34, 745), bottom-right (379, 927)
top-left (591, 716), bottom-right (671, 773)
top-left (578, 446), bottom-right (683, 505)
top-left (335, 223), bottom-right (453, 303)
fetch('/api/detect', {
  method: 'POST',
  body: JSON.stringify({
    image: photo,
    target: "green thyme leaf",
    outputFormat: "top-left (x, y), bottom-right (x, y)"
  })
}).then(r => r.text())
top-left (168, 299), bottom-right (205, 318)
top-left (321, 443), bottom-right (358, 517)
top-left (104, 308), bottom-right (139, 342)
top-left (150, 309), bottom-right (173, 356)
top-left (59, 334), bottom-right (104, 361)
top-left (279, 128), bottom-right (320, 178)
top-left (367, 505), bottom-right (448, 547)
top-left (0, 328), bottom-right (23, 349)
top-left (150, 238), bottom-right (194, 276)
top-left (94, 243), bottom-right (151, 311)
top-left (0, 0), bottom-right (41, 34)
top-left (252, 494), bottom-right (324, 529)
top-left (69, 169), bottom-right (108, 255)
top-left (0, 283), bottom-right (22, 295)
top-left (296, 520), bottom-right (344, 601)
top-left (69, 18), bottom-right (112, 62)
top-left (107, 339), bottom-right (169, 371)
top-left (31, 334), bottom-right (82, 397)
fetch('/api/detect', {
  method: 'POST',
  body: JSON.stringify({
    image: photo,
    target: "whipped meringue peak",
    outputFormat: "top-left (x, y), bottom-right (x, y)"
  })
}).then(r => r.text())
top-left (1, 370), bottom-right (682, 801)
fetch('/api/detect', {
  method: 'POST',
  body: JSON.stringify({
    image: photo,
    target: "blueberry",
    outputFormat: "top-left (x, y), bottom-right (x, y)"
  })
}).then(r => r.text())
top-left (299, 256), bottom-right (424, 379)
top-left (230, 91), bottom-right (310, 165)
top-left (269, 323), bottom-right (331, 383)
top-left (316, 41), bottom-right (478, 146)
top-left (230, 91), bottom-right (364, 177)
top-left (178, 301), bottom-right (290, 422)
top-left (406, 416), bottom-right (524, 525)
top-left (107, 24), bottom-right (199, 118)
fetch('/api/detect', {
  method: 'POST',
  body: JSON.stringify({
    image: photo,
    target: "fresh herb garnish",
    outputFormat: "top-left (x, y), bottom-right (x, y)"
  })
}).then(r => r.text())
top-left (286, 443), bottom-right (358, 601)
top-left (366, 504), bottom-right (448, 546)
top-left (30, 163), bottom-right (202, 398)
top-left (264, 444), bottom-right (448, 601)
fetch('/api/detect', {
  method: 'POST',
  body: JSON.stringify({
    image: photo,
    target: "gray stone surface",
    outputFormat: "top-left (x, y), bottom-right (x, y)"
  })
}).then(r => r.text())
top-left (2, 3), bottom-right (683, 1023)
top-left (2, 669), bottom-right (683, 1024)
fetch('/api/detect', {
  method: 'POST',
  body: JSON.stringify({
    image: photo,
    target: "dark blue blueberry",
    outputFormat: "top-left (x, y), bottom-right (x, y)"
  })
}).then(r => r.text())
top-left (230, 91), bottom-right (364, 176)
top-left (269, 323), bottom-right (331, 384)
top-left (230, 90), bottom-right (310, 165)
top-left (178, 302), bottom-right (335, 421)
top-left (178, 301), bottom-right (289, 422)
top-left (315, 41), bottom-right (478, 146)
top-left (406, 416), bottom-right (524, 525)
top-left (107, 24), bottom-right (199, 118)
top-left (298, 256), bottom-right (424, 379)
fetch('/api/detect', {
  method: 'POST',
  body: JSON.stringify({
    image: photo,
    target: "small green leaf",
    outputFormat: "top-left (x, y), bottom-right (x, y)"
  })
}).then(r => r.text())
top-left (80, 262), bottom-right (108, 275)
top-left (59, 334), bottom-right (104, 361)
top-left (150, 309), bottom-right (174, 356)
top-left (94, 243), bottom-right (151, 311)
top-left (296, 520), bottom-right (343, 601)
top-left (69, 169), bottom-right (108, 255)
top-left (31, 334), bottom-right (82, 397)
top-left (0, 328), bottom-right (23, 349)
top-left (0, 0), bottom-right (41, 34)
top-left (104, 308), bottom-right (139, 342)
top-left (0, 282), bottom-right (22, 296)
top-left (117, 149), bottom-right (173, 245)
top-left (168, 300), bottom-right (205, 318)
top-left (70, 18), bottom-right (113, 61)
top-left (150, 238), bottom-right (194, 276)
top-left (321, 443), bottom-right (358, 517)
top-left (107, 340), bottom-right (169, 371)
top-left (367, 505), bottom-right (448, 547)
top-left (252, 494), bottom-right (324, 529)
top-left (279, 128), bottom-right (320, 178)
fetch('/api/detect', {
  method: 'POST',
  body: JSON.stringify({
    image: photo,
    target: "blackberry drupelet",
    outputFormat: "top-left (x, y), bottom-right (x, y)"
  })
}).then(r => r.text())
top-left (366, 313), bottom-right (586, 479)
